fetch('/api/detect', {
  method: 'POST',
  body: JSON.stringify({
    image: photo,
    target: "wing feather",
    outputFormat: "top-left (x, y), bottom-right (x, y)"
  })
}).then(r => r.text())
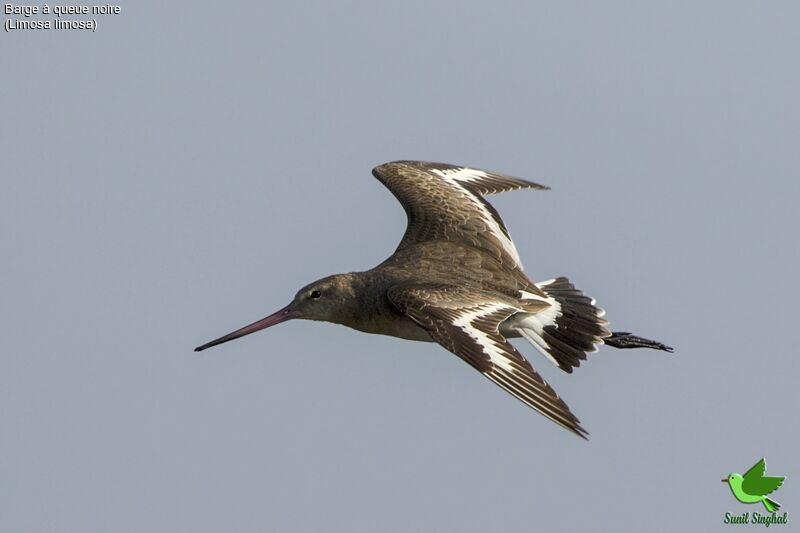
top-left (372, 161), bottom-right (548, 270)
top-left (742, 459), bottom-right (785, 496)
top-left (388, 283), bottom-right (587, 438)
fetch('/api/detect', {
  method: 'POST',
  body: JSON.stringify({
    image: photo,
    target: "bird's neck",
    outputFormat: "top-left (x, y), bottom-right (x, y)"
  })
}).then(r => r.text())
top-left (333, 271), bottom-right (397, 333)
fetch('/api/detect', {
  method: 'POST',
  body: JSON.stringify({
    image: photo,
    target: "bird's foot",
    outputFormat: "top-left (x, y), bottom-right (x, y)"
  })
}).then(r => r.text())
top-left (605, 331), bottom-right (673, 352)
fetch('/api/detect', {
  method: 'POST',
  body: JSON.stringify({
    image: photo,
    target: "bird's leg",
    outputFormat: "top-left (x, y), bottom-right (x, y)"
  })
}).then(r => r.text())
top-left (605, 331), bottom-right (673, 352)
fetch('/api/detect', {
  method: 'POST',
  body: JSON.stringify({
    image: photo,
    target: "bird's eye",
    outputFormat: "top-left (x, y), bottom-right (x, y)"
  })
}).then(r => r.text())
top-left (310, 290), bottom-right (322, 299)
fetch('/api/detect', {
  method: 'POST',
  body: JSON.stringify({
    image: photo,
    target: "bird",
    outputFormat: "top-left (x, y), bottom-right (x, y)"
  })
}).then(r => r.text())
top-left (195, 160), bottom-right (672, 438)
top-left (723, 458), bottom-right (785, 512)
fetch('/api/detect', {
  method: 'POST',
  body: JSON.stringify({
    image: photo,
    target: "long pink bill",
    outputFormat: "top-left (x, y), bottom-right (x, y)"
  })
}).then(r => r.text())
top-left (194, 305), bottom-right (295, 352)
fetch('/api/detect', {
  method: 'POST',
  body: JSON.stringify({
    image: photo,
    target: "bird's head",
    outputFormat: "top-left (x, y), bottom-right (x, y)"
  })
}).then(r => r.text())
top-left (722, 473), bottom-right (743, 488)
top-left (194, 273), bottom-right (358, 352)
top-left (289, 274), bottom-right (360, 323)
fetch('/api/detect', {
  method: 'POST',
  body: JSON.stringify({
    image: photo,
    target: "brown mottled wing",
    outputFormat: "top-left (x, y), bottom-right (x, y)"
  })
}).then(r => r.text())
top-left (388, 284), bottom-right (588, 438)
top-left (372, 160), bottom-right (549, 270)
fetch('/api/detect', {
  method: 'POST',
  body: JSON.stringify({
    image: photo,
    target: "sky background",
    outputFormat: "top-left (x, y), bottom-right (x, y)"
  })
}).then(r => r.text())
top-left (2, 2), bottom-right (799, 532)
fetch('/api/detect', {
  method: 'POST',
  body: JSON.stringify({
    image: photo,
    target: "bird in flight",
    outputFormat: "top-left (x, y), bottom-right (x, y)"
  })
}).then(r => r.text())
top-left (196, 161), bottom-right (672, 438)
top-left (723, 458), bottom-right (785, 512)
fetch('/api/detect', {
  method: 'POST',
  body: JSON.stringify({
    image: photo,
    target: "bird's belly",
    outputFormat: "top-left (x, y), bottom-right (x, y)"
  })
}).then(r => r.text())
top-left (348, 316), bottom-right (434, 342)
top-left (349, 315), bottom-right (522, 343)
top-left (734, 493), bottom-right (763, 504)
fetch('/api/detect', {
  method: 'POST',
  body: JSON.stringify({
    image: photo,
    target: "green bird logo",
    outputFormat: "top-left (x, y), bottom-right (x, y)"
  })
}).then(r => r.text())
top-left (723, 458), bottom-right (785, 513)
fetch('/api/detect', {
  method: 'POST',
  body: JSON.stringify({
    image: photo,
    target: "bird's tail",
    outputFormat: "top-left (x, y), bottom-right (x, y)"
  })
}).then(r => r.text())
top-left (512, 277), bottom-right (610, 373)
top-left (512, 277), bottom-right (672, 373)
top-left (763, 497), bottom-right (781, 513)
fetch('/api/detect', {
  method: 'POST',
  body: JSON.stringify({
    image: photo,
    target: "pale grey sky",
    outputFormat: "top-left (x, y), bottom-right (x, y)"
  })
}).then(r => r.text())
top-left (2, 2), bottom-right (798, 532)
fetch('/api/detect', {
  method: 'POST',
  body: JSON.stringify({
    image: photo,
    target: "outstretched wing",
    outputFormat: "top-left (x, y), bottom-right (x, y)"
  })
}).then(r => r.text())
top-left (742, 458), bottom-right (785, 496)
top-left (387, 283), bottom-right (587, 438)
top-left (372, 161), bottom-right (548, 270)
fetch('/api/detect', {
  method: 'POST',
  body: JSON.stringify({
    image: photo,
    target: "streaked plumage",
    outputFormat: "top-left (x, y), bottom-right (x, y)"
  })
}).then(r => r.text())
top-left (196, 160), bottom-right (672, 438)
